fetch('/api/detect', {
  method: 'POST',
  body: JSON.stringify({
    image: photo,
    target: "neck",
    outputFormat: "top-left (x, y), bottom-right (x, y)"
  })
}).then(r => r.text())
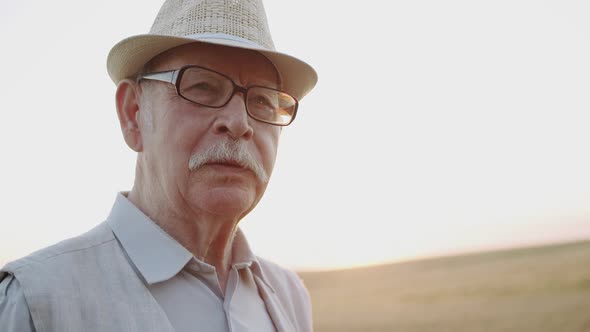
top-left (127, 181), bottom-right (241, 288)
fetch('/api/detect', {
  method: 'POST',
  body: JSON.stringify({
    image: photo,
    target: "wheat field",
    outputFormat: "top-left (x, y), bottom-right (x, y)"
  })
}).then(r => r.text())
top-left (298, 240), bottom-right (590, 332)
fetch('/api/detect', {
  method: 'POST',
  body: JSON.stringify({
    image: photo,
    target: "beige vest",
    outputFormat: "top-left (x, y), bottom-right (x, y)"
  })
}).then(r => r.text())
top-left (1, 223), bottom-right (311, 332)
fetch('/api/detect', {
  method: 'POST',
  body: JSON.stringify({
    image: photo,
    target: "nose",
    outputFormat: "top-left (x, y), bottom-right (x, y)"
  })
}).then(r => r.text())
top-left (213, 93), bottom-right (254, 140)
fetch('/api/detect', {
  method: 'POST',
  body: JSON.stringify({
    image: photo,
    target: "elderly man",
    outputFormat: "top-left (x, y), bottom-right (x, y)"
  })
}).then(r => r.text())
top-left (0, 0), bottom-right (317, 331)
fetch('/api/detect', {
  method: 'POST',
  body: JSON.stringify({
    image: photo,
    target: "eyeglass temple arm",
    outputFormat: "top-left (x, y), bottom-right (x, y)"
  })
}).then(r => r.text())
top-left (137, 70), bottom-right (179, 84)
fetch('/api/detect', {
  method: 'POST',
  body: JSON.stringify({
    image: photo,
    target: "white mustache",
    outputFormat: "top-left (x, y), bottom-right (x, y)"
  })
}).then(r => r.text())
top-left (188, 140), bottom-right (269, 182)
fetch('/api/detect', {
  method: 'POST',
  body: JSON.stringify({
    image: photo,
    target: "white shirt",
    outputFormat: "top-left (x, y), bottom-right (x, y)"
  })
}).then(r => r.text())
top-left (1, 193), bottom-right (277, 332)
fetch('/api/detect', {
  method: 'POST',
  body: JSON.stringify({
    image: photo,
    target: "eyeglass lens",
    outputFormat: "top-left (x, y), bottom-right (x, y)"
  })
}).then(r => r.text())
top-left (178, 67), bottom-right (297, 125)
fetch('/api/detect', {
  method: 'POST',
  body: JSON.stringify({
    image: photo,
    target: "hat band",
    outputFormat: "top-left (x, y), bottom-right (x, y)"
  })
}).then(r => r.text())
top-left (184, 33), bottom-right (269, 50)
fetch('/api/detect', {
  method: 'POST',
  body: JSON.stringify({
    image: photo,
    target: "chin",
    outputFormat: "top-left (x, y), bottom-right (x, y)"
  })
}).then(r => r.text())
top-left (191, 187), bottom-right (257, 217)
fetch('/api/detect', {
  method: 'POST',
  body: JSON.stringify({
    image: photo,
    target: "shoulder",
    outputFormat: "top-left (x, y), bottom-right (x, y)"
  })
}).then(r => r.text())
top-left (1, 222), bottom-right (116, 277)
top-left (0, 274), bottom-right (36, 331)
top-left (256, 256), bottom-right (307, 291)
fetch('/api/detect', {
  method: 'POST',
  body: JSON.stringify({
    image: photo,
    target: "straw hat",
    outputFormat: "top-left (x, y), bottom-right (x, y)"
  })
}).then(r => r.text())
top-left (107, 0), bottom-right (317, 100)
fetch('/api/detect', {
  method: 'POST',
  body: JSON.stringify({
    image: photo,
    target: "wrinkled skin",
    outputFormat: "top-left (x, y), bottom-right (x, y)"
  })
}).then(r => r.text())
top-left (115, 43), bottom-right (281, 292)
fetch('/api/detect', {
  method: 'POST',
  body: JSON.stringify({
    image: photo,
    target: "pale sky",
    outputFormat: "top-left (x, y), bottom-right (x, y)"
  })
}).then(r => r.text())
top-left (1, 0), bottom-right (590, 271)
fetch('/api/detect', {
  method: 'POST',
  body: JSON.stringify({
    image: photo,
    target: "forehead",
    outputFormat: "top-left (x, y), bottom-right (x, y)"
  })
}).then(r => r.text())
top-left (145, 43), bottom-right (279, 86)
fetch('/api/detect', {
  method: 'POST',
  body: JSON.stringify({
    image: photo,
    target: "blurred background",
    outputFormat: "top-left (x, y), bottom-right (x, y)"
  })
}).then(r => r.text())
top-left (1, 0), bottom-right (589, 271)
top-left (1, 0), bottom-right (590, 330)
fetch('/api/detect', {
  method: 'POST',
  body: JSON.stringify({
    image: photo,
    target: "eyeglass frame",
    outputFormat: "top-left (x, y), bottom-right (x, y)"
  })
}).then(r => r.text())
top-left (136, 65), bottom-right (299, 126)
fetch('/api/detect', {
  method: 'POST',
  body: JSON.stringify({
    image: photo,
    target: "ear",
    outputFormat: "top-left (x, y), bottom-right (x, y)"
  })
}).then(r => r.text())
top-left (115, 79), bottom-right (143, 152)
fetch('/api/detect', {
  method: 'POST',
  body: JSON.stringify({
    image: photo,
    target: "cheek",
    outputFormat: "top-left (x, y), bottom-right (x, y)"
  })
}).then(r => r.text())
top-left (257, 126), bottom-right (281, 169)
top-left (147, 107), bottom-right (208, 167)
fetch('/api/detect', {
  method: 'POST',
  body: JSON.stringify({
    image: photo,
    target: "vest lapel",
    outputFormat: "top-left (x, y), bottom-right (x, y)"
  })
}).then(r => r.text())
top-left (254, 274), bottom-right (296, 332)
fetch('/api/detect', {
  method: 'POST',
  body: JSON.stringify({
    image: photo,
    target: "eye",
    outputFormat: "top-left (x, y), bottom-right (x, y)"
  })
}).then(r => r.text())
top-left (253, 95), bottom-right (273, 107)
top-left (251, 90), bottom-right (279, 109)
top-left (187, 81), bottom-right (215, 92)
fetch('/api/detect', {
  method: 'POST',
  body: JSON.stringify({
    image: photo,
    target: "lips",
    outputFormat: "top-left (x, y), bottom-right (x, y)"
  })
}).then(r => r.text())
top-left (206, 160), bottom-right (247, 170)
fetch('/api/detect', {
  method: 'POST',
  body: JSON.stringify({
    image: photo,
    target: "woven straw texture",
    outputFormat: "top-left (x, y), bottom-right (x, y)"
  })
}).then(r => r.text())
top-left (151, 0), bottom-right (275, 50)
top-left (107, 0), bottom-right (318, 100)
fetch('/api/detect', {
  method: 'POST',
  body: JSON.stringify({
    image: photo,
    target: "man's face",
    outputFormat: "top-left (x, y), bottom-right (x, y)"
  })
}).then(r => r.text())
top-left (136, 43), bottom-right (281, 218)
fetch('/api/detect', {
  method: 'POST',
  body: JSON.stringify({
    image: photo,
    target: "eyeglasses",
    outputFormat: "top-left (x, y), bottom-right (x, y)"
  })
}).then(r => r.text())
top-left (137, 65), bottom-right (298, 126)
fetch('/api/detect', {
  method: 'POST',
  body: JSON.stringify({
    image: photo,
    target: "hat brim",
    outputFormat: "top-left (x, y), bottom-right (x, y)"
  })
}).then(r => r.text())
top-left (107, 34), bottom-right (318, 100)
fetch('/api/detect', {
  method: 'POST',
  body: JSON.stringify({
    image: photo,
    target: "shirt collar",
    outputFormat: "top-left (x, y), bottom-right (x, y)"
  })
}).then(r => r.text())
top-left (106, 193), bottom-right (273, 290)
top-left (232, 228), bottom-right (276, 293)
top-left (107, 193), bottom-right (193, 284)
